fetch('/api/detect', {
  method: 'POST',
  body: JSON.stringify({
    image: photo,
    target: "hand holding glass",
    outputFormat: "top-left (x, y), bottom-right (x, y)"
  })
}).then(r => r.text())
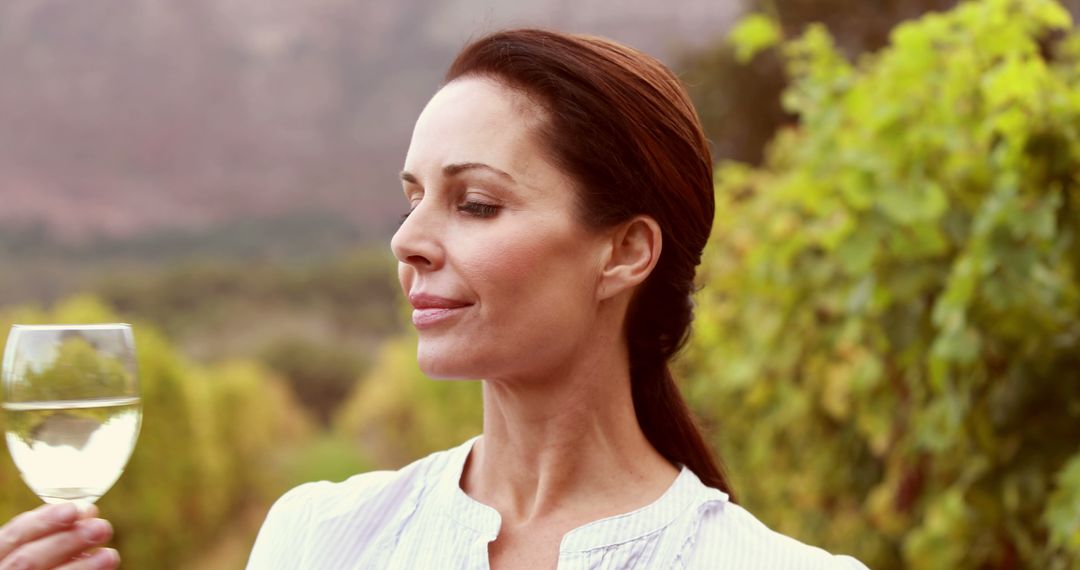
top-left (2, 324), bottom-right (141, 505)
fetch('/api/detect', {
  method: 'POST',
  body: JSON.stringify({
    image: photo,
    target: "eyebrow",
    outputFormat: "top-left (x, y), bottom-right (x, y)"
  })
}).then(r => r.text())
top-left (400, 162), bottom-right (516, 185)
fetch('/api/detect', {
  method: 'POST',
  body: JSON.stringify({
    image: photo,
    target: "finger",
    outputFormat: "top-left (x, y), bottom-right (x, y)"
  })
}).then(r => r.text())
top-left (56, 548), bottom-right (120, 570)
top-left (0, 518), bottom-right (113, 570)
top-left (74, 504), bottom-right (99, 521)
top-left (0, 503), bottom-right (81, 560)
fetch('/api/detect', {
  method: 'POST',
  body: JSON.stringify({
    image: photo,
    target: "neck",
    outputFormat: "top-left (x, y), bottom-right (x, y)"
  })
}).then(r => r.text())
top-left (461, 331), bottom-right (678, 527)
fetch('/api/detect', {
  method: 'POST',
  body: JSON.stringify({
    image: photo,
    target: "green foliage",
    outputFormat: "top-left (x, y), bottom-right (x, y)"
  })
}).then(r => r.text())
top-left (96, 247), bottom-right (400, 346)
top-left (683, 0), bottom-right (1080, 567)
top-left (678, 0), bottom-right (959, 164)
top-left (335, 330), bottom-right (483, 468)
top-left (92, 247), bottom-right (399, 421)
top-left (260, 336), bottom-right (367, 426)
top-left (1046, 453), bottom-right (1080, 553)
top-left (0, 296), bottom-right (316, 569)
top-left (282, 434), bottom-right (373, 489)
top-left (730, 14), bottom-right (783, 63)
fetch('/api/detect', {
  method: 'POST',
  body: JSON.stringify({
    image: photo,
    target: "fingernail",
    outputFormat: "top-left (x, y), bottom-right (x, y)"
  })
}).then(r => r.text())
top-left (78, 519), bottom-right (112, 543)
top-left (48, 503), bottom-right (77, 524)
top-left (92, 548), bottom-right (119, 568)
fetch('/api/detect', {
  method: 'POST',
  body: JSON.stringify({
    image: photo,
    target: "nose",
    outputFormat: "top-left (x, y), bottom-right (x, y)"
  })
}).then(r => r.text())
top-left (390, 202), bottom-right (443, 271)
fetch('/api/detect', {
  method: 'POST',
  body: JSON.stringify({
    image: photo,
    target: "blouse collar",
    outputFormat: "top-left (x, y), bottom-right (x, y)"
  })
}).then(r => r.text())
top-left (431, 435), bottom-right (729, 553)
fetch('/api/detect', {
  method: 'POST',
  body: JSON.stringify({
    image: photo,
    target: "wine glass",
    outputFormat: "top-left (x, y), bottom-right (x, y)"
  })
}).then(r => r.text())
top-left (1, 324), bottom-right (141, 505)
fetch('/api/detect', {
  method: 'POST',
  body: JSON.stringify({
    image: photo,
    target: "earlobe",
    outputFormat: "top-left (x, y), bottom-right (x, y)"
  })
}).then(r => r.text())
top-left (596, 216), bottom-right (662, 301)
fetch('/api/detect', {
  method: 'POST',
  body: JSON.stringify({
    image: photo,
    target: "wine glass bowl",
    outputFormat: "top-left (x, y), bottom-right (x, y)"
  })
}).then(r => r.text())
top-left (2, 324), bottom-right (141, 505)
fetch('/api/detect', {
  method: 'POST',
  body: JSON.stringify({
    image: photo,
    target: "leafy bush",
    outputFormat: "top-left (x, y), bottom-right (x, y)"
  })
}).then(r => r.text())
top-left (678, 0), bottom-right (959, 165)
top-left (681, 0), bottom-right (1080, 567)
top-left (260, 336), bottom-right (367, 425)
top-left (335, 330), bottom-right (483, 468)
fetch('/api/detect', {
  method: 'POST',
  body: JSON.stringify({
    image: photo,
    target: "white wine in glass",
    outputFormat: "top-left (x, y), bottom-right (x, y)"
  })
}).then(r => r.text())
top-left (2, 324), bottom-right (141, 505)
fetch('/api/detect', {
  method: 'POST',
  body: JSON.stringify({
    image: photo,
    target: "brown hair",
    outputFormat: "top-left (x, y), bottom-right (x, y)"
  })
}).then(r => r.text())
top-left (446, 29), bottom-right (734, 497)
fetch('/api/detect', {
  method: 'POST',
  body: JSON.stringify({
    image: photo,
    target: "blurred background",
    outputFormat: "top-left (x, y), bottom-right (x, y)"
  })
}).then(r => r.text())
top-left (2, 0), bottom-right (1080, 568)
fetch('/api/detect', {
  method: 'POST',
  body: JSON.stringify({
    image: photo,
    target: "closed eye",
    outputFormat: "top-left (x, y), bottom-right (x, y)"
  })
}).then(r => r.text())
top-left (458, 201), bottom-right (500, 218)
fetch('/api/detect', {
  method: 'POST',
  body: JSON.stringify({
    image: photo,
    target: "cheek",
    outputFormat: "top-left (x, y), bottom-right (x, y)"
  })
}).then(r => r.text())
top-left (460, 229), bottom-right (599, 327)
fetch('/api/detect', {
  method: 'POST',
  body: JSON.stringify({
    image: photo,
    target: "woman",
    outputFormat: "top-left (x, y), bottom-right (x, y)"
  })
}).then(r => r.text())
top-left (246, 29), bottom-right (866, 569)
top-left (0, 29), bottom-right (866, 569)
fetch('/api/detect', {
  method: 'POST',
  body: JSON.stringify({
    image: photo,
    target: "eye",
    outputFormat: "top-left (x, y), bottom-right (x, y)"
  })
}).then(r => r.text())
top-left (398, 205), bottom-right (416, 226)
top-left (457, 201), bottom-right (500, 218)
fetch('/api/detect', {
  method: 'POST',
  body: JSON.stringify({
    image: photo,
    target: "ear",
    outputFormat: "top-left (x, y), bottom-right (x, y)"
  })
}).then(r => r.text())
top-left (596, 215), bottom-right (662, 301)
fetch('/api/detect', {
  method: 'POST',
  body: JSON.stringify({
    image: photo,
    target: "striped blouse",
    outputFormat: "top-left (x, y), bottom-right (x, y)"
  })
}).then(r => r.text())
top-left (247, 436), bottom-right (868, 569)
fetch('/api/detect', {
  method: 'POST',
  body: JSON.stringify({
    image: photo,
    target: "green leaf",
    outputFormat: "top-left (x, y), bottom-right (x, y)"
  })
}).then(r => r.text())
top-left (1046, 452), bottom-right (1080, 555)
top-left (729, 13), bottom-right (782, 63)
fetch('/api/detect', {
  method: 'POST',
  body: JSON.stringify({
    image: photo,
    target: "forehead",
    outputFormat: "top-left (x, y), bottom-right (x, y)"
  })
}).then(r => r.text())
top-left (404, 77), bottom-right (553, 180)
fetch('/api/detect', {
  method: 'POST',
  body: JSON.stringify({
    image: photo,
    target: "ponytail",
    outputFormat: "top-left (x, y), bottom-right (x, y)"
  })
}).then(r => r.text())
top-left (632, 364), bottom-right (734, 497)
top-left (628, 275), bottom-right (735, 498)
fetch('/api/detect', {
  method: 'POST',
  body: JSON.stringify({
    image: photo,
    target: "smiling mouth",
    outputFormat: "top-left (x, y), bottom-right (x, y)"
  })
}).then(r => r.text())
top-left (411, 306), bottom-right (469, 329)
top-left (408, 293), bottom-right (472, 329)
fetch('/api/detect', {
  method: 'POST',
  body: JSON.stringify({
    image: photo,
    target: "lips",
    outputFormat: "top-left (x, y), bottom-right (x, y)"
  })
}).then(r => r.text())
top-left (408, 293), bottom-right (473, 328)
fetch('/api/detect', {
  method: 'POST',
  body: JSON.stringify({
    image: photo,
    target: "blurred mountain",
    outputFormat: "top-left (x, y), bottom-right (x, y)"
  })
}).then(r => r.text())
top-left (0, 0), bottom-right (738, 243)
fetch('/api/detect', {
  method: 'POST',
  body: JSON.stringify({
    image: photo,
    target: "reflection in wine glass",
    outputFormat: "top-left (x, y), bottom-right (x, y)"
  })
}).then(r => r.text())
top-left (2, 324), bottom-right (141, 505)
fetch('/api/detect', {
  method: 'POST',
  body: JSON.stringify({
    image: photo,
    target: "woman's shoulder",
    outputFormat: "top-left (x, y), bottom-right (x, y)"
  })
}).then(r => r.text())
top-left (267, 440), bottom-right (466, 522)
top-left (265, 469), bottom-right (402, 521)
top-left (247, 440), bottom-right (471, 569)
top-left (685, 499), bottom-right (868, 569)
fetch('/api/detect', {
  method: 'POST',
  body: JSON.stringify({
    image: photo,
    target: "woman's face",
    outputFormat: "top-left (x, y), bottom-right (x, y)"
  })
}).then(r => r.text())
top-left (391, 77), bottom-right (610, 381)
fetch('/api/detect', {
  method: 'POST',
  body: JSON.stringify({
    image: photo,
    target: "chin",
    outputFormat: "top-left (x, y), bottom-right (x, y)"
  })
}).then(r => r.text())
top-left (415, 342), bottom-right (478, 380)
